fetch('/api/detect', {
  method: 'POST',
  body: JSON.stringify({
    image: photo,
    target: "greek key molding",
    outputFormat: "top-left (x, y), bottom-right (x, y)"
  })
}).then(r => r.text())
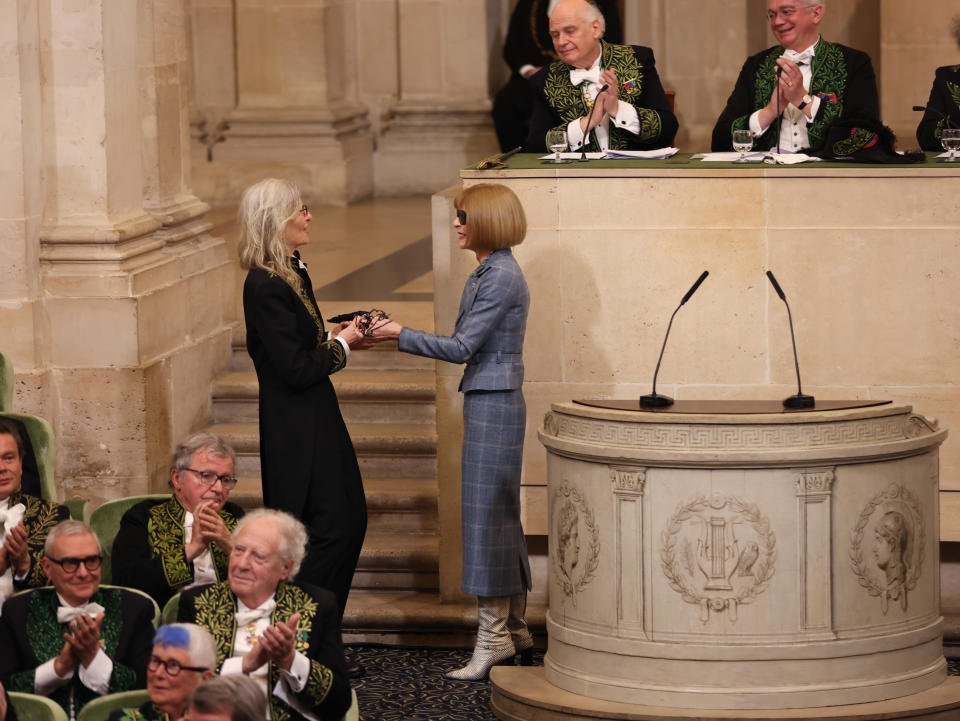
top-left (611, 466), bottom-right (646, 494)
top-left (796, 468), bottom-right (835, 496)
top-left (553, 415), bottom-right (911, 451)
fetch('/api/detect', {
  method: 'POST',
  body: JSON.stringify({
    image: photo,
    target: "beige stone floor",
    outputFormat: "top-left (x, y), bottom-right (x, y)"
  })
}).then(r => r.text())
top-left (208, 195), bottom-right (436, 332)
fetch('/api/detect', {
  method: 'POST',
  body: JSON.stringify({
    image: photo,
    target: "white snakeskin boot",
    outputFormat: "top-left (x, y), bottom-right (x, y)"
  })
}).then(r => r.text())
top-left (507, 591), bottom-right (534, 665)
top-left (445, 596), bottom-right (515, 680)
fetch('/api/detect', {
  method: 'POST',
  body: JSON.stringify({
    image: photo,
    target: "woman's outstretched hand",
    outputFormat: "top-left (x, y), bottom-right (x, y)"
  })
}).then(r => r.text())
top-left (369, 320), bottom-right (403, 340)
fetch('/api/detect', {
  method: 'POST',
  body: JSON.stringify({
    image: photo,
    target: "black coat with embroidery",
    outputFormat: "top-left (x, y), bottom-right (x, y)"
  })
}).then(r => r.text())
top-left (178, 580), bottom-right (351, 721)
top-left (525, 41), bottom-right (677, 153)
top-left (711, 40), bottom-right (879, 151)
top-left (916, 64), bottom-right (960, 151)
top-left (242, 259), bottom-right (364, 520)
top-left (0, 587), bottom-right (154, 716)
top-left (112, 496), bottom-right (244, 608)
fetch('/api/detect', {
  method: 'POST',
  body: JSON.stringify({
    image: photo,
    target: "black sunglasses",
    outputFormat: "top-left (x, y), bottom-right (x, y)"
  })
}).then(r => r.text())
top-left (46, 555), bottom-right (103, 573)
top-left (456, 209), bottom-right (467, 225)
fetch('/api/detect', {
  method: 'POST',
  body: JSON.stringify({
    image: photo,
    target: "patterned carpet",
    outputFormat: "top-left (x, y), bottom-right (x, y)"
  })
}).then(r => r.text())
top-left (349, 645), bottom-right (960, 721)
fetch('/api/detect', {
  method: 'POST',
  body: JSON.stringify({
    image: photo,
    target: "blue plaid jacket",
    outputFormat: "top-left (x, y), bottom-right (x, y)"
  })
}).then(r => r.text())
top-left (399, 249), bottom-right (529, 392)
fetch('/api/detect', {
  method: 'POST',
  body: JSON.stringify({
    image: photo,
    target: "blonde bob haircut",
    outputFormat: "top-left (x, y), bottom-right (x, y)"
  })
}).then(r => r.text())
top-left (454, 184), bottom-right (527, 251)
top-left (238, 178), bottom-right (303, 289)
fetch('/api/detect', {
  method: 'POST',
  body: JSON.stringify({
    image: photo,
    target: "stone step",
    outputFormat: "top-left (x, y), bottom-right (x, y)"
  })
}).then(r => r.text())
top-left (212, 369), bottom-right (436, 425)
top-left (352, 532), bottom-right (439, 591)
top-left (231, 477), bottom-right (438, 533)
top-left (231, 332), bottom-right (433, 373)
top-left (342, 590), bottom-right (547, 646)
top-left (207, 422), bottom-right (437, 480)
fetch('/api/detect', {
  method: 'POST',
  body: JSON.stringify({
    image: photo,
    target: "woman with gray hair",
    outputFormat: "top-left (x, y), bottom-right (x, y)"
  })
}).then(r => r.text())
top-left (108, 624), bottom-right (216, 721)
top-left (186, 676), bottom-right (266, 721)
top-left (916, 15), bottom-right (960, 150)
top-left (238, 179), bottom-right (369, 650)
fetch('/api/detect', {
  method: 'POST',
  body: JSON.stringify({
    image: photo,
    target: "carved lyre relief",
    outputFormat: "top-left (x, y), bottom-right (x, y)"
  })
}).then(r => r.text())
top-left (849, 483), bottom-right (925, 614)
top-left (551, 484), bottom-right (600, 605)
top-left (661, 494), bottom-right (777, 622)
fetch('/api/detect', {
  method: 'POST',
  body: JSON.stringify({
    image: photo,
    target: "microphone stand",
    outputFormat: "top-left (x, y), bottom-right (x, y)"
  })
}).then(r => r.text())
top-left (640, 271), bottom-right (709, 408)
top-left (766, 270), bottom-right (814, 408)
top-left (579, 84), bottom-right (609, 161)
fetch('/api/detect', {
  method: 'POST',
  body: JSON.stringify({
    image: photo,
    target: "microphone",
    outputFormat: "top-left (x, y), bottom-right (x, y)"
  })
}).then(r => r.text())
top-left (766, 270), bottom-right (814, 409)
top-left (640, 271), bottom-right (709, 408)
top-left (579, 84), bottom-right (609, 161)
top-left (775, 65), bottom-right (782, 154)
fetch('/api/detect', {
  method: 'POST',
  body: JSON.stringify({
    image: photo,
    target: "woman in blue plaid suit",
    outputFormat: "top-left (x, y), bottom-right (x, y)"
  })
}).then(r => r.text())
top-left (375, 184), bottom-right (532, 680)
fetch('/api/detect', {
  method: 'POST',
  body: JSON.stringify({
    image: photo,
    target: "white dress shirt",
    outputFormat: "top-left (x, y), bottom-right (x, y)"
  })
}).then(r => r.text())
top-left (565, 54), bottom-right (641, 152)
top-left (183, 512), bottom-right (217, 590)
top-left (220, 595), bottom-right (311, 720)
top-left (749, 39), bottom-right (823, 152)
top-left (34, 593), bottom-right (113, 697)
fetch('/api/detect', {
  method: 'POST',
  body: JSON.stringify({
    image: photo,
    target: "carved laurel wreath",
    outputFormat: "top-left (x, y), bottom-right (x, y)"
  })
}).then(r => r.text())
top-left (849, 483), bottom-right (925, 598)
top-left (660, 494), bottom-right (777, 607)
top-left (552, 484), bottom-right (601, 601)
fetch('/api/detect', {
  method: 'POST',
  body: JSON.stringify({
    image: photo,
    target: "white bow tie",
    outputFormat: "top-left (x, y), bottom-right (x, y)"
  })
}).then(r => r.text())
top-left (57, 602), bottom-right (105, 625)
top-left (0, 503), bottom-right (25, 537)
top-left (236, 599), bottom-right (276, 627)
top-left (782, 49), bottom-right (813, 66)
top-left (570, 67), bottom-right (602, 87)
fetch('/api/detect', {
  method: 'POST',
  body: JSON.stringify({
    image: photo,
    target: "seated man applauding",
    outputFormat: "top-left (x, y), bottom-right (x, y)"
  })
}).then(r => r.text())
top-left (0, 520), bottom-right (154, 717)
top-left (178, 509), bottom-right (351, 721)
top-left (0, 417), bottom-right (69, 604)
top-left (113, 432), bottom-right (244, 607)
top-left (108, 624), bottom-right (215, 721)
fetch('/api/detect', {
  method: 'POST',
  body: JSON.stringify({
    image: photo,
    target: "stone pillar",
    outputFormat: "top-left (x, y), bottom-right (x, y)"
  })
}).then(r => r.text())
top-left (191, 0), bottom-right (374, 206)
top-left (375, 0), bottom-right (499, 195)
top-left (0, 0), bottom-right (235, 504)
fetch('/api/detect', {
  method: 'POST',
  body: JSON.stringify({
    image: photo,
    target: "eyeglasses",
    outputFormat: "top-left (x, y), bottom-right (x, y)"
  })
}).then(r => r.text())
top-left (456, 209), bottom-right (467, 225)
top-left (46, 555), bottom-right (102, 573)
top-left (299, 205), bottom-right (309, 216)
top-left (183, 468), bottom-right (238, 490)
top-left (148, 655), bottom-right (208, 676)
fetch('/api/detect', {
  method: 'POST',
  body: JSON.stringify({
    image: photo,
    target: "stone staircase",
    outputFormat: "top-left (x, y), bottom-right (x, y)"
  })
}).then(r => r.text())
top-left (205, 327), bottom-right (486, 644)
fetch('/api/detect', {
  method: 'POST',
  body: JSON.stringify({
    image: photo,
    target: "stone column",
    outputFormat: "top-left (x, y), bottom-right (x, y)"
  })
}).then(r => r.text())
top-left (192, 0), bottom-right (374, 205)
top-left (0, 0), bottom-right (235, 504)
top-left (375, 0), bottom-right (499, 195)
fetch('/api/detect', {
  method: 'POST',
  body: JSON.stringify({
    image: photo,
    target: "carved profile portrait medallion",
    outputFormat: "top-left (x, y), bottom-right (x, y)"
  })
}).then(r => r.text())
top-left (551, 484), bottom-right (599, 605)
top-left (849, 483), bottom-right (925, 615)
top-left (660, 494), bottom-right (777, 622)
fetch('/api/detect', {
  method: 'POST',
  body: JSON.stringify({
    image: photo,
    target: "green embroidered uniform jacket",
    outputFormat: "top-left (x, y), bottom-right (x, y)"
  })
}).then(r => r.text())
top-left (526, 41), bottom-right (678, 153)
top-left (112, 496), bottom-right (243, 607)
top-left (107, 701), bottom-right (167, 721)
top-left (6, 491), bottom-right (70, 590)
top-left (0, 587), bottom-right (154, 716)
top-left (916, 65), bottom-right (960, 151)
top-left (711, 39), bottom-right (879, 152)
top-left (178, 580), bottom-right (351, 721)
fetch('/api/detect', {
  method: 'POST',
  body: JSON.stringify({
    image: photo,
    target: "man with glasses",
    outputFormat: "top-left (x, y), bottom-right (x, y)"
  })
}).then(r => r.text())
top-left (178, 509), bottom-right (352, 721)
top-left (712, 0), bottom-right (879, 152)
top-left (0, 520), bottom-right (154, 717)
top-left (108, 624), bottom-right (216, 721)
top-left (113, 433), bottom-right (244, 607)
top-left (0, 417), bottom-right (69, 605)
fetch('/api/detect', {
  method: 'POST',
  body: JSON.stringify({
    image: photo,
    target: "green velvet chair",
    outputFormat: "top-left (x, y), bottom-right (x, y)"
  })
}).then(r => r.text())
top-left (75, 690), bottom-right (150, 721)
top-left (0, 351), bottom-right (13, 412)
top-left (8, 692), bottom-right (69, 721)
top-left (89, 495), bottom-right (168, 584)
top-left (161, 593), bottom-right (180, 626)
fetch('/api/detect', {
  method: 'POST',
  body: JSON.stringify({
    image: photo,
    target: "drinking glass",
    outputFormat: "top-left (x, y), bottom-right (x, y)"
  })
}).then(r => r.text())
top-left (941, 128), bottom-right (960, 162)
top-left (732, 129), bottom-right (754, 162)
top-left (546, 129), bottom-right (568, 164)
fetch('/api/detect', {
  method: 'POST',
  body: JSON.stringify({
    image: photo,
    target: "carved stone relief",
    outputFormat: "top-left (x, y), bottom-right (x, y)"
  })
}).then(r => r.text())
top-left (660, 494), bottom-right (777, 622)
top-left (849, 483), bottom-right (925, 614)
top-left (552, 483), bottom-right (600, 605)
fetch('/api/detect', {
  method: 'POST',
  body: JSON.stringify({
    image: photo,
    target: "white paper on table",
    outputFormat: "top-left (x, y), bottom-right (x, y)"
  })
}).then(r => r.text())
top-left (604, 147), bottom-right (679, 159)
top-left (936, 152), bottom-right (958, 158)
top-left (538, 152), bottom-right (605, 160)
top-left (699, 151), bottom-right (766, 162)
top-left (763, 152), bottom-right (821, 164)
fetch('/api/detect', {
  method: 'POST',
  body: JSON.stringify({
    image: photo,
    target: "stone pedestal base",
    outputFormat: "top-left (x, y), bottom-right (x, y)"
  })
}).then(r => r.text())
top-left (490, 667), bottom-right (960, 721)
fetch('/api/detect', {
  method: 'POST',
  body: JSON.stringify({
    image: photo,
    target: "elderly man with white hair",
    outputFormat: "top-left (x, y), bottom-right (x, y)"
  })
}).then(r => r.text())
top-left (177, 509), bottom-right (351, 721)
top-left (0, 520), bottom-right (155, 717)
top-left (525, 0), bottom-right (677, 153)
top-left (108, 624), bottom-right (216, 721)
top-left (712, 0), bottom-right (879, 152)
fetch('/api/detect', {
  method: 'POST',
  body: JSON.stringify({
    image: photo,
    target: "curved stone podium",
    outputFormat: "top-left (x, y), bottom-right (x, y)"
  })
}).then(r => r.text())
top-left (491, 400), bottom-right (960, 720)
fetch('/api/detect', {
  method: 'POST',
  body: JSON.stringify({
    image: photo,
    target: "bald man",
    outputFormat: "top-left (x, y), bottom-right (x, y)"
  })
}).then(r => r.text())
top-left (525, 0), bottom-right (677, 154)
